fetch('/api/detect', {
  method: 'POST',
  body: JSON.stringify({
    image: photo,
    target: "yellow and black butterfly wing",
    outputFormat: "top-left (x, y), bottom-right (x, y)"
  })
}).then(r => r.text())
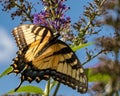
top-left (30, 39), bottom-right (88, 93)
top-left (12, 24), bottom-right (53, 50)
top-left (11, 24), bottom-right (53, 74)
top-left (11, 24), bottom-right (88, 93)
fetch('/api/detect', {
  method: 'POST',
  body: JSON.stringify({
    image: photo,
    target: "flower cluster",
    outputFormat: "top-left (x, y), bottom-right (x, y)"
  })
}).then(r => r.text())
top-left (0, 0), bottom-right (35, 23)
top-left (33, 0), bottom-right (73, 41)
top-left (90, 57), bottom-right (120, 95)
top-left (93, 57), bottom-right (120, 75)
top-left (95, 36), bottom-right (120, 52)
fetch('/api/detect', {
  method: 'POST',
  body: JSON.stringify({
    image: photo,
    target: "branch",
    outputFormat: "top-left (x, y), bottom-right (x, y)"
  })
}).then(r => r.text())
top-left (13, 2), bottom-right (33, 23)
top-left (82, 50), bottom-right (104, 65)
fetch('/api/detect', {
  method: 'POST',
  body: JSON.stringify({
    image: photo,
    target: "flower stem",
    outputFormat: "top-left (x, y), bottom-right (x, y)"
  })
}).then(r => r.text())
top-left (43, 79), bottom-right (51, 96)
top-left (53, 83), bottom-right (61, 96)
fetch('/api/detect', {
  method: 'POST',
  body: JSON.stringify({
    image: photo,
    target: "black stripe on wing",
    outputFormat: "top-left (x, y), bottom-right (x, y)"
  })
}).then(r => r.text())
top-left (12, 27), bottom-right (27, 49)
top-left (37, 39), bottom-right (81, 68)
top-left (12, 24), bottom-right (53, 49)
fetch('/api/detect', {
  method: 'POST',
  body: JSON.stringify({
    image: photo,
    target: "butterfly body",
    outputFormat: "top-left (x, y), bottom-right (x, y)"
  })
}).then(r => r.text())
top-left (11, 24), bottom-right (88, 93)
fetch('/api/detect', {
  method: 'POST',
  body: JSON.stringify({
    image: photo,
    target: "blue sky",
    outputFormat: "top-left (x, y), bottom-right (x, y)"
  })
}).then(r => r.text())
top-left (0, 0), bottom-right (113, 96)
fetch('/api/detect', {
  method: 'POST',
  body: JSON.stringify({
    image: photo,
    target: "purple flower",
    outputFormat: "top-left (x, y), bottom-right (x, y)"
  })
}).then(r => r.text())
top-left (33, 11), bottom-right (50, 26)
top-left (33, 0), bottom-right (72, 41)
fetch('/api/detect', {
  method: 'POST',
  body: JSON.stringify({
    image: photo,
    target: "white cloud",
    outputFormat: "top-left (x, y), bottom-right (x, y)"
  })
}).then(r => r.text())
top-left (0, 27), bottom-right (17, 63)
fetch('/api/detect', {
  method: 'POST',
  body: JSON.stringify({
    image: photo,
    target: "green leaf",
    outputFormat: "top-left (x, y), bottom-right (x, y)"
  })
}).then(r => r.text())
top-left (85, 68), bottom-right (110, 82)
top-left (0, 66), bottom-right (13, 78)
top-left (71, 42), bottom-right (94, 52)
top-left (7, 85), bottom-right (44, 94)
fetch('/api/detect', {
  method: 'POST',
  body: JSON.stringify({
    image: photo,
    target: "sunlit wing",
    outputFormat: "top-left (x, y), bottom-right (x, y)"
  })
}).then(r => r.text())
top-left (11, 24), bottom-right (88, 93)
top-left (25, 39), bottom-right (88, 93)
top-left (12, 24), bottom-right (53, 50)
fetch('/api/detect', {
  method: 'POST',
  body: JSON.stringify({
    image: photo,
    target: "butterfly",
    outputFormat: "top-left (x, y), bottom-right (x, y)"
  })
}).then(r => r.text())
top-left (11, 24), bottom-right (88, 93)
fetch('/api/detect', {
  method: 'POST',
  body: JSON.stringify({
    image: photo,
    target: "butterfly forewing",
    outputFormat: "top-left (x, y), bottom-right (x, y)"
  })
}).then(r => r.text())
top-left (12, 24), bottom-right (53, 50)
top-left (11, 24), bottom-right (88, 93)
